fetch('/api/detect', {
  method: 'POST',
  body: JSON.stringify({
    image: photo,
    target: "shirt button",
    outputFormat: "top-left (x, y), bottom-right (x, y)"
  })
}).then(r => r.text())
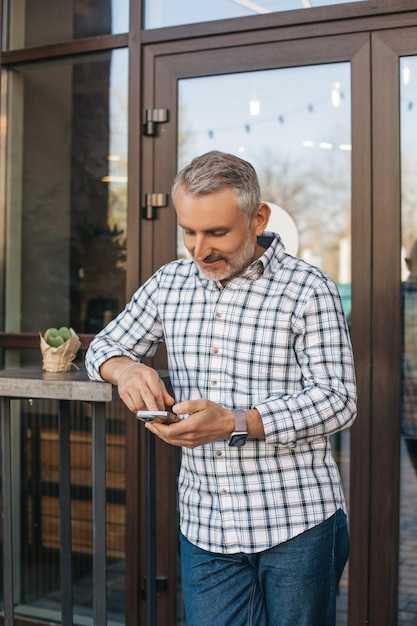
top-left (211, 380), bottom-right (217, 386)
top-left (215, 312), bottom-right (222, 319)
top-left (220, 488), bottom-right (227, 495)
top-left (215, 450), bottom-right (222, 457)
top-left (212, 347), bottom-right (219, 354)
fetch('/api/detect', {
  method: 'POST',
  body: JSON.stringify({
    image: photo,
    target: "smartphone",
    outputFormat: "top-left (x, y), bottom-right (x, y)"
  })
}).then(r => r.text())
top-left (136, 410), bottom-right (180, 424)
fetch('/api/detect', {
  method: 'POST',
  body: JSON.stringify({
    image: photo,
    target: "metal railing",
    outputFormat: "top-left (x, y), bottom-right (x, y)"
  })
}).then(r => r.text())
top-left (0, 368), bottom-right (112, 626)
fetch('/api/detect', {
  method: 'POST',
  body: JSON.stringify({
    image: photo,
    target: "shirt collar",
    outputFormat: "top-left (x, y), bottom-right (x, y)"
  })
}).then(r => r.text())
top-left (247, 231), bottom-right (286, 277)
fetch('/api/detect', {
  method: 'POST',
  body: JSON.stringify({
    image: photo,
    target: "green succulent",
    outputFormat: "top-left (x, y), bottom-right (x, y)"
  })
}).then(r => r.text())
top-left (46, 326), bottom-right (71, 347)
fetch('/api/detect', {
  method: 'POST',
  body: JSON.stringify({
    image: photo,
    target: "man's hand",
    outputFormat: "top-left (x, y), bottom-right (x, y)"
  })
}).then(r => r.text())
top-left (144, 399), bottom-right (235, 448)
top-left (145, 398), bottom-right (266, 448)
top-left (99, 357), bottom-right (175, 413)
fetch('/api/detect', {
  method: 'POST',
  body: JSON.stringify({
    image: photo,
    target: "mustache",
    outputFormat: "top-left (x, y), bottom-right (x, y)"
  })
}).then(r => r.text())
top-left (193, 252), bottom-right (226, 263)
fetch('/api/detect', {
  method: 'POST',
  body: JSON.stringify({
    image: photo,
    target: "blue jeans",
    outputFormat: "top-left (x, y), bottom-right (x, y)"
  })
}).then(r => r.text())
top-left (180, 509), bottom-right (349, 626)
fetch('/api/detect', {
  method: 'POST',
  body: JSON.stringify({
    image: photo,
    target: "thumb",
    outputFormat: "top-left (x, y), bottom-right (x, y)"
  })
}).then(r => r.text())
top-left (172, 398), bottom-right (206, 416)
top-left (163, 389), bottom-right (176, 408)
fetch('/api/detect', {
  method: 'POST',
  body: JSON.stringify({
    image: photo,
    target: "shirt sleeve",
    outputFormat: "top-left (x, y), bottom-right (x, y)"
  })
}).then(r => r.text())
top-left (254, 278), bottom-right (357, 447)
top-left (85, 272), bottom-right (164, 381)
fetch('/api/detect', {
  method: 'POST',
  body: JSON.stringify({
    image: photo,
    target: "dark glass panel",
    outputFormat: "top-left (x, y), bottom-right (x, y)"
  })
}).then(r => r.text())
top-left (4, 50), bottom-right (128, 345)
top-left (6, 0), bottom-right (129, 51)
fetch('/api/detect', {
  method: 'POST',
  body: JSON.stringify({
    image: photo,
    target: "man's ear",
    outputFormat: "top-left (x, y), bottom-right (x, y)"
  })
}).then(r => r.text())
top-left (253, 202), bottom-right (271, 235)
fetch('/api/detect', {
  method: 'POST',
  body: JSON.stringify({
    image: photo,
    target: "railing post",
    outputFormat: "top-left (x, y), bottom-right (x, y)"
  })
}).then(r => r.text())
top-left (146, 430), bottom-right (157, 626)
top-left (1, 396), bottom-right (14, 625)
top-left (92, 401), bottom-right (107, 624)
top-left (58, 399), bottom-right (73, 625)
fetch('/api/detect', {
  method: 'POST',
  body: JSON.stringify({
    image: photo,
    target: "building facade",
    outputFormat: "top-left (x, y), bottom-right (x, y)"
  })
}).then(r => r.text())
top-left (1, 1), bottom-right (417, 624)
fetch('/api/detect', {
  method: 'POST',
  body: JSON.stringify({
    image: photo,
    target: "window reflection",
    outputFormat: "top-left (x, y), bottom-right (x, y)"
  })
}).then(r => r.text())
top-left (145, 0), bottom-right (366, 30)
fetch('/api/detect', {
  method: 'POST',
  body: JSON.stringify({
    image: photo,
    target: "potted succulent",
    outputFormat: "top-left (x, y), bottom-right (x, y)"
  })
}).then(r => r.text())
top-left (40, 326), bottom-right (81, 372)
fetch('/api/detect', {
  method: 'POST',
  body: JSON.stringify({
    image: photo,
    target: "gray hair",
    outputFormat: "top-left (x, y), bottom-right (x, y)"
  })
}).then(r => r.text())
top-left (171, 151), bottom-right (261, 221)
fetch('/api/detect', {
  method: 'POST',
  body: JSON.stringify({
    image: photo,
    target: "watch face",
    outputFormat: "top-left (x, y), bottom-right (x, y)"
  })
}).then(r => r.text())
top-left (229, 432), bottom-right (248, 447)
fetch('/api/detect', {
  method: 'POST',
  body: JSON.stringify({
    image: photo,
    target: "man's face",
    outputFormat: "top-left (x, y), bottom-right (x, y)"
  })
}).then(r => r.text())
top-left (174, 186), bottom-right (267, 284)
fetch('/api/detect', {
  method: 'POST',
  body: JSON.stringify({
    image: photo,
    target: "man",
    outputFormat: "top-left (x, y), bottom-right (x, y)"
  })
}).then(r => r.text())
top-left (85, 150), bottom-right (357, 625)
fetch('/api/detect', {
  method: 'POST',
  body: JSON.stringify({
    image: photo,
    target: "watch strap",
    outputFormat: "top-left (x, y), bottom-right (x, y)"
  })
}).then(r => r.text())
top-left (233, 409), bottom-right (247, 432)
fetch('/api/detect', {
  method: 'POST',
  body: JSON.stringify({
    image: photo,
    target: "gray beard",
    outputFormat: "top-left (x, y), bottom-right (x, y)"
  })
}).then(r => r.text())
top-left (196, 237), bottom-right (256, 283)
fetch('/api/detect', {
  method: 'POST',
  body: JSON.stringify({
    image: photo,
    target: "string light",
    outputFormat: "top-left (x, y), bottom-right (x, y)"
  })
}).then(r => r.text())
top-left (187, 91), bottom-right (385, 150)
top-left (249, 97), bottom-right (260, 116)
top-left (403, 66), bottom-right (411, 85)
top-left (331, 82), bottom-right (342, 107)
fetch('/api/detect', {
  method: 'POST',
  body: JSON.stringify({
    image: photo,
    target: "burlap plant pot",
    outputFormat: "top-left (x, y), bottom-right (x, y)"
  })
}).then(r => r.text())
top-left (40, 328), bottom-right (81, 372)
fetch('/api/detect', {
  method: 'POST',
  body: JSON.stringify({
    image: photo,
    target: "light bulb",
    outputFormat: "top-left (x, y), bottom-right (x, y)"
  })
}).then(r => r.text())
top-left (403, 66), bottom-right (411, 85)
top-left (249, 98), bottom-right (260, 116)
top-left (331, 82), bottom-right (342, 107)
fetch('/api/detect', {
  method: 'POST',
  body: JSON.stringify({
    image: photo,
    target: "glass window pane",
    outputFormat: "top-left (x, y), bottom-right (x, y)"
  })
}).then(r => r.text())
top-left (178, 65), bottom-right (351, 316)
top-left (400, 54), bottom-right (417, 625)
top-left (0, 48), bottom-right (128, 622)
top-left (0, 49), bottom-right (128, 623)
top-left (177, 62), bottom-right (352, 623)
top-left (5, 0), bottom-right (129, 51)
top-left (145, 0), bottom-right (366, 30)
top-left (4, 49), bottom-right (128, 348)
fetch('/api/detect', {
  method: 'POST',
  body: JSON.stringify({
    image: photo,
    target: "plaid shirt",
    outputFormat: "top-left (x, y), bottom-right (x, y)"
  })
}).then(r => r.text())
top-left (86, 233), bottom-right (357, 554)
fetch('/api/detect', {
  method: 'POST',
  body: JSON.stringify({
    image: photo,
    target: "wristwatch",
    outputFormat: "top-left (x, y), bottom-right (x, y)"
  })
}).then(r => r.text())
top-left (228, 410), bottom-right (248, 447)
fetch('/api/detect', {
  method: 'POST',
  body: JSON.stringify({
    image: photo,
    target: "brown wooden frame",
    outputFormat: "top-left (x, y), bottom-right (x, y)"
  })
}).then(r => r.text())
top-left (367, 25), bottom-right (417, 625)
top-left (144, 27), bottom-right (374, 626)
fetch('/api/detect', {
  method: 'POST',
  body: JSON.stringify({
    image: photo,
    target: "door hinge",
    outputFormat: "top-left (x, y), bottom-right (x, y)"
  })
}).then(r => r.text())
top-left (142, 193), bottom-right (168, 220)
top-left (141, 576), bottom-right (168, 600)
top-left (143, 108), bottom-right (169, 137)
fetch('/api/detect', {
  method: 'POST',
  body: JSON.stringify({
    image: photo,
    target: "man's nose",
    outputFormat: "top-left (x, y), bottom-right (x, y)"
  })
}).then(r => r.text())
top-left (193, 236), bottom-right (210, 260)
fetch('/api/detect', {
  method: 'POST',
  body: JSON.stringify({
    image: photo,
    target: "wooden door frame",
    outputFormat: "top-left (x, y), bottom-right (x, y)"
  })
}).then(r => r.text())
top-left (366, 25), bottom-right (417, 625)
top-left (142, 29), bottom-right (373, 625)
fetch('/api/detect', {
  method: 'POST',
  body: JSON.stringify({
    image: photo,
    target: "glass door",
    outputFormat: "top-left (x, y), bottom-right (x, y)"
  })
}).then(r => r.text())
top-left (400, 51), bottom-right (417, 626)
top-left (367, 25), bottom-right (417, 626)
top-left (179, 63), bottom-right (352, 621)
top-left (142, 30), bottom-right (372, 624)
